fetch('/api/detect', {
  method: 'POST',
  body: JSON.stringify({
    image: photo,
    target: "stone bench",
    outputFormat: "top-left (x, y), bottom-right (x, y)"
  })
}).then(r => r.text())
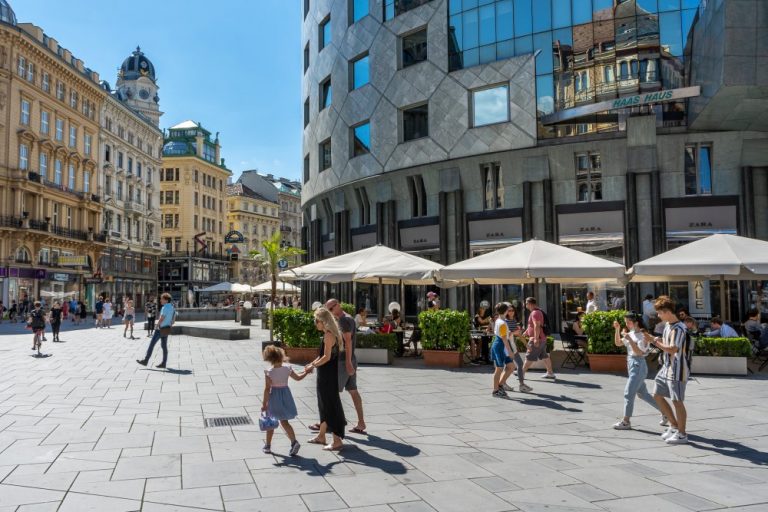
top-left (170, 325), bottom-right (250, 341)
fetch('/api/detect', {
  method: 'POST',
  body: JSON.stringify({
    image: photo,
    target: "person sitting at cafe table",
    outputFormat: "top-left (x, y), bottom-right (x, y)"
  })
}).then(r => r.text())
top-left (572, 311), bottom-right (585, 336)
top-left (354, 307), bottom-right (368, 328)
top-left (683, 316), bottom-right (700, 337)
top-left (706, 317), bottom-right (739, 338)
top-left (471, 302), bottom-right (492, 363)
top-left (744, 308), bottom-right (764, 336)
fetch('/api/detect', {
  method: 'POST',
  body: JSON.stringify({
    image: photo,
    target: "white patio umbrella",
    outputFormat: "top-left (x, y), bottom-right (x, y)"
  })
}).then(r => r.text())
top-left (280, 244), bottom-right (443, 285)
top-left (436, 239), bottom-right (626, 284)
top-left (252, 280), bottom-right (301, 295)
top-left (199, 282), bottom-right (253, 294)
top-left (629, 234), bottom-right (768, 318)
top-left (280, 244), bottom-right (444, 320)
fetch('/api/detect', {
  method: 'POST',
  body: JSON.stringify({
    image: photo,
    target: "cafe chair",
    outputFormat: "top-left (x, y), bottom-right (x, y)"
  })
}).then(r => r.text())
top-left (749, 329), bottom-right (768, 372)
top-left (561, 328), bottom-right (588, 369)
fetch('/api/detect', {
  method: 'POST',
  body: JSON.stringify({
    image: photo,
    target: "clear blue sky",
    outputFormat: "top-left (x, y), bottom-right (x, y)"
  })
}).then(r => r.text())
top-left (15, 0), bottom-right (302, 182)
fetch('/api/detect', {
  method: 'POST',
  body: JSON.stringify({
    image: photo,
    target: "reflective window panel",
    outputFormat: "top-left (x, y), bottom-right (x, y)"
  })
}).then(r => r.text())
top-left (473, 84), bottom-right (510, 126)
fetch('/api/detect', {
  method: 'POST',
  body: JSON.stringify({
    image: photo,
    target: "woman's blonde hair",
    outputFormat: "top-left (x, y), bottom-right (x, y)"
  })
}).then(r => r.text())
top-left (314, 307), bottom-right (344, 351)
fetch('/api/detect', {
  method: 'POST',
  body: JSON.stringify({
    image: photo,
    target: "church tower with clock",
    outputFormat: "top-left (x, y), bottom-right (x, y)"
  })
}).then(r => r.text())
top-left (116, 47), bottom-right (162, 127)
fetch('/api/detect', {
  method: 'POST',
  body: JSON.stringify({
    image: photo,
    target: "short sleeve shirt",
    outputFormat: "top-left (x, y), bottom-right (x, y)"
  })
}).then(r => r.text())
top-left (525, 309), bottom-right (546, 342)
top-left (662, 321), bottom-right (689, 382)
top-left (95, 301), bottom-right (104, 314)
top-left (624, 330), bottom-right (650, 359)
top-left (493, 318), bottom-right (508, 339)
top-left (159, 303), bottom-right (175, 327)
top-left (338, 314), bottom-right (357, 367)
top-left (265, 366), bottom-right (291, 387)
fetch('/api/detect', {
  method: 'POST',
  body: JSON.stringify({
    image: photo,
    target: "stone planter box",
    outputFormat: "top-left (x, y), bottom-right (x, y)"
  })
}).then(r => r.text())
top-left (284, 347), bottom-right (318, 365)
top-left (356, 348), bottom-right (393, 365)
top-left (588, 354), bottom-right (627, 373)
top-left (422, 349), bottom-right (463, 368)
top-left (692, 356), bottom-right (747, 376)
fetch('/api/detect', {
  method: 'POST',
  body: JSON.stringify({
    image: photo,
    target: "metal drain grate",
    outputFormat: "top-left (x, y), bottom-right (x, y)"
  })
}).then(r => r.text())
top-left (204, 416), bottom-right (253, 428)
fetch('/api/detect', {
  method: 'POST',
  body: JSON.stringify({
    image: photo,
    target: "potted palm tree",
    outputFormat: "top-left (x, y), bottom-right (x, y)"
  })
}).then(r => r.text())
top-left (248, 231), bottom-right (305, 345)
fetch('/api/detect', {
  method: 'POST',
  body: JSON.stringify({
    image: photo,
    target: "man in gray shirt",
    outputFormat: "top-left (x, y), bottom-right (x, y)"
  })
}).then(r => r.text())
top-left (327, 298), bottom-right (366, 434)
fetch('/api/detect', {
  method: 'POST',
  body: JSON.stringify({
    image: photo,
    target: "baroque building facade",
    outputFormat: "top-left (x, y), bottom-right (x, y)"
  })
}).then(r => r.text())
top-left (301, 0), bottom-right (768, 321)
top-left (225, 182), bottom-right (280, 284)
top-left (0, 1), bottom-right (108, 308)
top-left (158, 120), bottom-right (232, 306)
top-left (96, 47), bottom-right (163, 309)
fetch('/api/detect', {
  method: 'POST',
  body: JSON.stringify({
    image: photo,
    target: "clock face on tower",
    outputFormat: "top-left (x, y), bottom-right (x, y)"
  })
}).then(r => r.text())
top-left (139, 89), bottom-right (150, 100)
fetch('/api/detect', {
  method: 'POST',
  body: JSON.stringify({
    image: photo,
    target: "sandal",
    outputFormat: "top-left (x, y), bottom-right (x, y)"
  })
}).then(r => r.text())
top-left (307, 438), bottom-right (326, 445)
top-left (323, 444), bottom-right (344, 451)
top-left (349, 427), bottom-right (367, 435)
top-left (308, 423), bottom-right (321, 431)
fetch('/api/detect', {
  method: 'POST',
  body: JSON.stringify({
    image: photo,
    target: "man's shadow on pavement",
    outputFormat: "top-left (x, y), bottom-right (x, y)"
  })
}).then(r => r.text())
top-left (688, 434), bottom-right (768, 466)
top-left (141, 368), bottom-right (193, 375)
top-left (503, 392), bottom-right (583, 412)
top-left (273, 444), bottom-right (409, 475)
top-left (632, 429), bottom-right (767, 467)
top-left (348, 433), bottom-right (421, 458)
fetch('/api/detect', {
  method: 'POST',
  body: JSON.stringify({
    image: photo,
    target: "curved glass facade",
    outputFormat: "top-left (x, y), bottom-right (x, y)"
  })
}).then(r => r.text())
top-left (448, 0), bottom-right (701, 137)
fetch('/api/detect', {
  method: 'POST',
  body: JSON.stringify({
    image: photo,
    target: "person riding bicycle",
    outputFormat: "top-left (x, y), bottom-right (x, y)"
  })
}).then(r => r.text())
top-left (28, 301), bottom-right (47, 352)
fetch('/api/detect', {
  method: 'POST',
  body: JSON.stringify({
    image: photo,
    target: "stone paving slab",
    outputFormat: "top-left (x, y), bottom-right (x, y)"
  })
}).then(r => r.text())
top-left (0, 325), bottom-right (766, 511)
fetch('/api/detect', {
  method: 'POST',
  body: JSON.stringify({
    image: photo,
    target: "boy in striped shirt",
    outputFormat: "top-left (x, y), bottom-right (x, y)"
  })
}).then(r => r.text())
top-left (651, 296), bottom-right (691, 444)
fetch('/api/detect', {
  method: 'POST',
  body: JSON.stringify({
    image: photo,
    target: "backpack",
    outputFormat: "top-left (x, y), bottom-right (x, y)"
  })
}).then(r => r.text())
top-left (540, 309), bottom-right (552, 337)
top-left (30, 309), bottom-right (45, 330)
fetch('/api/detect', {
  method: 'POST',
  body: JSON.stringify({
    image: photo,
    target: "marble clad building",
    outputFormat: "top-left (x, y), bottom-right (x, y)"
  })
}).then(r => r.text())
top-left (301, 0), bottom-right (768, 321)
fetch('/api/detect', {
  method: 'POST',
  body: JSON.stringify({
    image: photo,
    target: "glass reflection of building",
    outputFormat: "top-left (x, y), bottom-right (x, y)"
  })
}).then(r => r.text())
top-left (448, 0), bottom-right (699, 138)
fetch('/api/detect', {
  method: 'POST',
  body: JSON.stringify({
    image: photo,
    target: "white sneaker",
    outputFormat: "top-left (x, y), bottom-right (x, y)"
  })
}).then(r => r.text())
top-left (519, 383), bottom-right (533, 393)
top-left (613, 420), bottom-right (631, 430)
top-left (661, 426), bottom-right (677, 441)
top-left (659, 416), bottom-right (669, 427)
top-left (665, 432), bottom-right (688, 444)
top-left (289, 440), bottom-right (301, 456)
top-left (542, 373), bottom-right (556, 380)
top-left (501, 383), bottom-right (514, 392)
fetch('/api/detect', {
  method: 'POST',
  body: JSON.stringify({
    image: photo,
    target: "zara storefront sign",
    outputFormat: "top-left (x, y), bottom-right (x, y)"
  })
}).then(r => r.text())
top-left (541, 86), bottom-right (701, 125)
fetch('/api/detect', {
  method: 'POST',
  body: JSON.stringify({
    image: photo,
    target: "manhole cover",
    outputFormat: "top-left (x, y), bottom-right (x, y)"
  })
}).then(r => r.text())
top-left (204, 416), bottom-right (253, 428)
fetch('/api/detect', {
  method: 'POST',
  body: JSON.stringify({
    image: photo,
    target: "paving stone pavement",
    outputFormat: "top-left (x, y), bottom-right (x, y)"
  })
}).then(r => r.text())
top-left (0, 324), bottom-right (766, 511)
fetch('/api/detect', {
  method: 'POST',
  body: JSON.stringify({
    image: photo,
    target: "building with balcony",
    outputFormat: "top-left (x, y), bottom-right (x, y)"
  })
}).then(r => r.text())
top-left (158, 120), bottom-right (232, 306)
top-left (225, 181), bottom-right (280, 284)
top-left (0, 0), bottom-right (108, 307)
top-left (259, 172), bottom-right (303, 254)
top-left (301, 0), bottom-right (768, 321)
top-left (96, 47), bottom-right (163, 308)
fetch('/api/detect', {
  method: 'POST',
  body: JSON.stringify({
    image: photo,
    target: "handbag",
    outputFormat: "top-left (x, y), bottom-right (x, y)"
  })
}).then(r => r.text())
top-left (159, 326), bottom-right (172, 336)
top-left (258, 412), bottom-right (279, 432)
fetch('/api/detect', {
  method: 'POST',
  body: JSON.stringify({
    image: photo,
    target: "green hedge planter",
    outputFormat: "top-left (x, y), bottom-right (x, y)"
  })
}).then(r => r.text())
top-left (271, 308), bottom-right (321, 365)
top-left (583, 310), bottom-right (629, 373)
top-left (419, 309), bottom-right (470, 368)
top-left (692, 337), bottom-right (751, 376)
top-left (356, 333), bottom-right (396, 365)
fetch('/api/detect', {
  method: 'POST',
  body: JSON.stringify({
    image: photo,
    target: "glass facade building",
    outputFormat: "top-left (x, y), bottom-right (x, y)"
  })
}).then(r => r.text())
top-left (448, 0), bottom-right (701, 137)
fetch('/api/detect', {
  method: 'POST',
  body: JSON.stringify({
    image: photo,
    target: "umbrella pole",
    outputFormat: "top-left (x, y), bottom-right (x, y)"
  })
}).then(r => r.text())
top-left (400, 281), bottom-right (405, 321)
top-left (719, 276), bottom-right (727, 319)
top-left (378, 277), bottom-right (384, 324)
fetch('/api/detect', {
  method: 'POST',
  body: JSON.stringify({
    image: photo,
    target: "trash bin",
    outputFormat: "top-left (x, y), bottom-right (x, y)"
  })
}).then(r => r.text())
top-left (241, 301), bottom-right (252, 326)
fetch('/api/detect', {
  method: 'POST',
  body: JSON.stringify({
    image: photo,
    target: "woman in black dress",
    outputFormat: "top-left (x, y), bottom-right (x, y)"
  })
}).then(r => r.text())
top-left (305, 307), bottom-right (346, 451)
top-left (50, 301), bottom-right (62, 342)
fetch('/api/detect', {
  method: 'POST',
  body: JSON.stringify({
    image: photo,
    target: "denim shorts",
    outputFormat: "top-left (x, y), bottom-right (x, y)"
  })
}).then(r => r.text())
top-left (491, 338), bottom-right (513, 368)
